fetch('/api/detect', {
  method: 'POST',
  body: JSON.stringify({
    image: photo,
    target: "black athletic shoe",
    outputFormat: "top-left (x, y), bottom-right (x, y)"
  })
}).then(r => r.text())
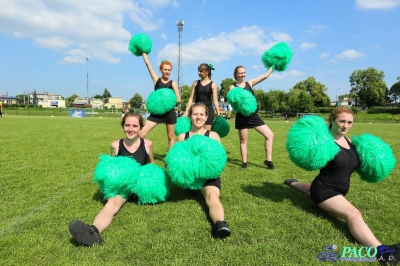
top-left (376, 243), bottom-right (400, 265)
top-left (69, 220), bottom-right (103, 246)
top-left (283, 179), bottom-right (298, 186)
top-left (241, 162), bottom-right (247, 169)
top-left (264, 160), bottom-right (275, 170)
top-left (212, 221), bottom-right (231, 239)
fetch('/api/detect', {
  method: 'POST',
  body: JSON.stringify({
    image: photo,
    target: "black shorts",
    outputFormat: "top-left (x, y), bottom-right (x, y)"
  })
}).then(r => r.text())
top-left (235, 112), bottom-right (265, 129)
top-left (147, 108), bottom-right (177, 124)
top-left (310, 181), bottom-right (349, 205)
top-left (203, 177), bottom-right (221, 190)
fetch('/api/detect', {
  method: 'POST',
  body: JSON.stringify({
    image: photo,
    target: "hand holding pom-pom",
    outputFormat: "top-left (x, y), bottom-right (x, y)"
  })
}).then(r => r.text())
top-left (146, 88), bottom-right (177, 115)
top-left (286, 116), bottom-right (339, 171)
top-left (128, 33), bottom-right (152, 56)
top-left (352, 134), bottom-right (397, 183)
top-left (261, 42), bottom-right (293, 71)
top-left (227, 87), bottom-right (257, 117)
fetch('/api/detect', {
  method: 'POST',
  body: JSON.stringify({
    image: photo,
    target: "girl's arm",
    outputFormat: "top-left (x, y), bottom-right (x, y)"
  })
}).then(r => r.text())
top-left (110, 140), bottom-right (119, 156)
top-left (211, 82), bottom-right (220, 117)
top-left (142, 53), bottom-right (159, 84)
top-left (184, 81), bottom-right (197, 116)
top-left (144, 139), bottom-right (155, 163)
top-left (209, 131), bottom-right (221, 143)
top-left (171, 81), bottom-right (181, 104)
top-left (248, 67), bottom-right (273, 88)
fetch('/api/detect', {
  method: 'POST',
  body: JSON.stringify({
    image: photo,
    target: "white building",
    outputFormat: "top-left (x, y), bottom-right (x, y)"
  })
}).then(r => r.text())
top-left (30, 92), bottom-right (66, 108)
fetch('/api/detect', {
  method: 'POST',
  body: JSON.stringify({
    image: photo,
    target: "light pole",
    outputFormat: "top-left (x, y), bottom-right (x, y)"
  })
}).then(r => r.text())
top-left (86, 54), bottom-right (89, 104)
top-left (333, 88), bottom-right (340, 106)
top-left (176, 19), bottom-right (184, 97)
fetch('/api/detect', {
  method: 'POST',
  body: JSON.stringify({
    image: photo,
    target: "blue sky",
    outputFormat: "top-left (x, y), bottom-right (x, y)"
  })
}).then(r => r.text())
top-left (0, 0), bottom-right (399, 102)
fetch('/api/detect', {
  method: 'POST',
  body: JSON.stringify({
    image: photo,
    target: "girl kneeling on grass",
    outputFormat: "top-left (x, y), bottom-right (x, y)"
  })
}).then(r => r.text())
top-left (284, 106), bottom-right (400, 264)
top-left (68, 112), bottom-right (154, 246)
top-left (175, 102), bottom-right (231, 238)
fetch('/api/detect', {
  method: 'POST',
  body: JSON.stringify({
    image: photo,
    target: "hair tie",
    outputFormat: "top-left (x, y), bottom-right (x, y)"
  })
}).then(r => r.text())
top-left (208, 64), bottom-right (215, 70)
top-left (161, 60), bottom-right (167, 63)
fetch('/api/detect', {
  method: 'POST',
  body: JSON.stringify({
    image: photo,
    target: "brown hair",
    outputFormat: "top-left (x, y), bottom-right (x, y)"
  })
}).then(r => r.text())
top-left (329, 106), bottom-right (354, 129)
top-left (188, 102), bottom-right (209, 117)
top-left (121, 111), bottom-right (144, 128)
top-left (159, 60), bottom-right (173, 71)
top-left (233, 65), bottom-right (245, 80)
top-left (198, 63), bottom-right (213, 78)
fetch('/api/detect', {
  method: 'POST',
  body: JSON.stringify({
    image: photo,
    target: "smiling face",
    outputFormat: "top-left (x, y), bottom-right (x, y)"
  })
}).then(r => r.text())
top-left (330, 112), bottom-right (354, 136)
top-left (122, 115), bottom-right (142, 139)
top-left (234, 66), bottom-right (246, 81)
top-left (160, 64), bottom-right (172, 79)
top-left (190, 105), bottom-right (208, 128)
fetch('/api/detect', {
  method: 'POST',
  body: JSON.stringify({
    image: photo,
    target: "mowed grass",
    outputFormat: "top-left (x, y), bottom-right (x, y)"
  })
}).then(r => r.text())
top-left (0, 116), bottom-right (399, 265)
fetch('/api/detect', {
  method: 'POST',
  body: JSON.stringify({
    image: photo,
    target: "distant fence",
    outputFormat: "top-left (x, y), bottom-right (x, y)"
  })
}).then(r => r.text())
top-left (1, 109), bottom-right (122, 118)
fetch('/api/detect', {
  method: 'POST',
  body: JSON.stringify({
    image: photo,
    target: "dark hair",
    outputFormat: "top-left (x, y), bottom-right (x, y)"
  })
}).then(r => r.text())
top-left (188, 102), bottom-right (209, 117)
top-left (121, 111), bottom-right (144, 128)
top-left (233, 65), bottom-right (245, 81)
top-left (198, 63), bottom-right (213, 78)
top-left (159, 60), bottom-right (173, 71)
top-left (329, 106), bottom-right (354, 129)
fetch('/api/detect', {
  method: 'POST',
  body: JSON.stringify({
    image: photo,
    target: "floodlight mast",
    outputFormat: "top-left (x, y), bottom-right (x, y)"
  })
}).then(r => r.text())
top-left (176, 19), bottom-right (184, 97)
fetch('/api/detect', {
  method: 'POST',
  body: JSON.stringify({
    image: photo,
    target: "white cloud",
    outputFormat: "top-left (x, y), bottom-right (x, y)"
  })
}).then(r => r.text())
top-left (158, 25), bottom-right (280, 65)
top-left (355, 0), bottom-right (400, 10)
top-left (0, 0), bottom-right (172, 64)
top-left (336, 49), bottom-right (365, 59)
top-left (319, 52), bottom-right (330, 58)
top-left (283, 70), bottom-right (303, 77)
top-left (300, 42), bottom-right (316, 50)
top-left (160, 33), bottom-right (168, 40)
top-left (271, 32), bottom-right (293, 42)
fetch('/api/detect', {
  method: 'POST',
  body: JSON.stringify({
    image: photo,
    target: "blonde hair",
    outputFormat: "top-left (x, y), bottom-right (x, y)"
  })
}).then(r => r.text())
top-left (188, 102), bottom-right (209, 117)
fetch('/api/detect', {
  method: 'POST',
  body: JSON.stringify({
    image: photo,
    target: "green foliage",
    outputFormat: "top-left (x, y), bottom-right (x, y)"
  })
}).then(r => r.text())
top-left (129, 93), bottom-right (143, 109)
top-left (180, 85), bottom-right (191, 111)
top-left (292, 76), bottom-right (330, 107)
top-left (350, 67), bottom-right (387, 107)
top-left (389, 77), bottom-right (400, 104)
top-left (102, 88), bottom-right (112, 98)
top-left (219, 78), bottom-right (236, 101)
top-left (287, 88), bottom-right (316, 113)
top-left (368, 107), bottom-right (400, 114)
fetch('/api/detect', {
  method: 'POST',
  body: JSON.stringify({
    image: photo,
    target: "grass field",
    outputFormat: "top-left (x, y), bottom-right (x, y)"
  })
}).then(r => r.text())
top-left (0, 116), bottom-right (399, 265)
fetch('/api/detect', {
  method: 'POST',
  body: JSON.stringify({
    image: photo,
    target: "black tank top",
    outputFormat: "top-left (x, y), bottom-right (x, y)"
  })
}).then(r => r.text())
top-left (235, 82), bottom-right (254, 95)
top-left (154, 78), bottom-right (173, 90)
top-left (194, 80), bottom-right (213, 106)
top-left (184, 130), bottom-right (210, 140)
top-left (314, 137), bottom-right (360, 191)
top-left (117, 138), bottom-right (149, 166)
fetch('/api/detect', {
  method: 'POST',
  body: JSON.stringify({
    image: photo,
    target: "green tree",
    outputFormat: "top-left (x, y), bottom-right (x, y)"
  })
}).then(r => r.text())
top-left (33, 90), bottom-right (38, 106)
top-left (287, 89), bottom-right (315, 114)
top-left (94, 94), bottom-right (103, 99)
top-left (102, 88), bottom-right (112, 98)
top-left (16, 94), bottom-right (29, 105)
top-left (129, 93), bottom-right (143, 109)
top-left (292, 77), bottom-right (330, 107)
top-left (253, 89), bottom-right (267, 110)
top-left (180, 85), bottom-right (192, 111)
top-left (265, 89), bottom-right (289, 113)
top-left (349, 67), bottom-right (387, 107)
top-left (389, 76), bottom-right (400, 104)
top-left (219, 78), bottom-right (236, 101)
top-left (65, 94), bottom-right (79, 107)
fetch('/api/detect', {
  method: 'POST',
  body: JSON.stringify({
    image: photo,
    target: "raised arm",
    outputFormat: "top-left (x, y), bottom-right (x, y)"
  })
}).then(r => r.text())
top-left (212, 82), bottom-right (220, 117)
top-left (110, 140), bottom-right (119, 156)
top-left (184, 81), bottom-right (197, 116)
top-left (144, 139), bottom-right (155, 163)
top-left (171, 81), bottom-right (181, 104)
top-left (248, 67), bottom-right (273, 88)
top-left (142, 53), bottom-right (159, 84)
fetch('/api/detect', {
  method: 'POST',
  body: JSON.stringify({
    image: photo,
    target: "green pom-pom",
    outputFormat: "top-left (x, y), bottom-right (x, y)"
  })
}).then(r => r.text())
top-left (175, 116), bottom-right (191, 136)
top-left (352, 134), bottom-right (397, 183)
top-left (261, 42), bottom-right (293, 71)
top-left (128, 33), bottom-right (152, 56)
top-left (165, 134), bottom-right (227, 190)
top-left (286, 116), bottom-right (339, 171)
top-left (130, 164), bottom-right (171, 205)
top-left (93, 155), bottom-right (141, 200)
top-left (146, 88), bottom-right (177, 115)
top-left (211, 116), bottom-right (230, 138)
top-left (227, 87), bottom-right (257, 117)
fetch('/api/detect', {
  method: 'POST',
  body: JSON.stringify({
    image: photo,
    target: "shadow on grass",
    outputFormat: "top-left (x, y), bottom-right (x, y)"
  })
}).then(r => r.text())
top-left (227, 157), bottom-right (266, 169)
top-left (242, 181), bottom-right (355, 243)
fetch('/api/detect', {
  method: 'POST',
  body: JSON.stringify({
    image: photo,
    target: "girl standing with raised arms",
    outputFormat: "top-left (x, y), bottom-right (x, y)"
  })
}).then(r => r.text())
top-left (139, 53), bottom-right (181, 150)
top-left (229, 66), bottom-right (275, 170)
